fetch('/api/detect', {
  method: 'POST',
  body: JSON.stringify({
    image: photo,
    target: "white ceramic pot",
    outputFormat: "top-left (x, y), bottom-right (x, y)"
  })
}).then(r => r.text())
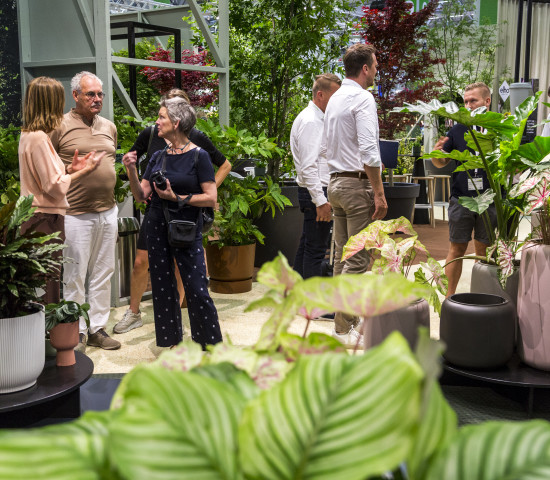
top-left (0, 305), bottom-right (46, 393)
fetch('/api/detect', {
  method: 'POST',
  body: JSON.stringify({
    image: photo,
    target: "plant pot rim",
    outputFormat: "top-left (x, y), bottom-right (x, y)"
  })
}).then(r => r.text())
top-left (447, 292), bottom-right (508, 307)
top-left (0, 302), bottom-right (44, 320)
top-left (207, 241), bottom-right (256, 248)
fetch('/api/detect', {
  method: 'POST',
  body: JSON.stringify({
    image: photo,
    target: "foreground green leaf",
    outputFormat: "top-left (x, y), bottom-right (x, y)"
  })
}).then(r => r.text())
top-left (110, 368), bottom-right (246, 480)
top-left (425, 420), bottom-right (550, 480)
top-left (240, 333), bottom-right (424, 480)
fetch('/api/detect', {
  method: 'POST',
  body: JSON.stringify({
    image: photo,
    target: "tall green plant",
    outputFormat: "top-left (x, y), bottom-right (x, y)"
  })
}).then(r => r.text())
top-left (200, 0), bottom-right (358, 178)
top-left (0, 196), bottom-right (65, 318)
top-left (426, 0), bottom-right (502, 103)
top-left (0, 124), bottom-right (21, 205)
top-left (396, 94), bottom-right (550, 285)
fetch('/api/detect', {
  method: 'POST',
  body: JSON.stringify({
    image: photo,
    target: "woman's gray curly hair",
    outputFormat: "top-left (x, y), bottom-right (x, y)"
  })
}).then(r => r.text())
top-left (160, 97), bottom-right (196, 135)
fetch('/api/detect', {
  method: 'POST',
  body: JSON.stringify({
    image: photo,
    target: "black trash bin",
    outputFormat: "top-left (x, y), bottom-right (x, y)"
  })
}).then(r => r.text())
top-left (117, 217), bottom-right (140, 298)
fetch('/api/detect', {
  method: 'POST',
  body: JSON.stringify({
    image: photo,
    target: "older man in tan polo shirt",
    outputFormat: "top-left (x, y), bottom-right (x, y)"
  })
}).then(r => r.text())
top-left (50, 71), bottom-right (120, 352)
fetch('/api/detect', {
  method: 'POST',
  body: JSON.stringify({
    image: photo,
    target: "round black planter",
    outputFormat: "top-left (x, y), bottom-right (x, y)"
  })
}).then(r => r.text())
top-left (440, 293), bottom-right (515, 369)
top-left (254, 184), bottom-right (301, 268)
top-left (383, 182), bottom-right (420, 223)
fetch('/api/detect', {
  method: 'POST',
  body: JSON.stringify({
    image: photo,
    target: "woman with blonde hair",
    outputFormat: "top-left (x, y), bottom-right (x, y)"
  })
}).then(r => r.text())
top-left (18, 76), bottom-right (104, 304)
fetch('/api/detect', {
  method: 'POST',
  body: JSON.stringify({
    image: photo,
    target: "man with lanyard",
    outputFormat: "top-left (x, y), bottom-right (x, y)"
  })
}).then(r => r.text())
top-left (291, 73), bottom-right (341, 279)
top-left (431, 81), bottom-right (497, 296)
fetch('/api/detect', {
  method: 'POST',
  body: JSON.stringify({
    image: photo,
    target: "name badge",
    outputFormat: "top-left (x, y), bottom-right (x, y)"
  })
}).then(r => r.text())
top-left (468, 177), bottom-right (483, 191)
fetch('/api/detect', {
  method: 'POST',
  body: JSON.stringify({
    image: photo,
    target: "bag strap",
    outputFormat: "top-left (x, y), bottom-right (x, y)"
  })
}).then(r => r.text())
top-left (146, 125), bottom-right (155, 157)
top-left (192, 147), bottom-right (204, 219)
top-left (160, 146), bottom-right (194, 224)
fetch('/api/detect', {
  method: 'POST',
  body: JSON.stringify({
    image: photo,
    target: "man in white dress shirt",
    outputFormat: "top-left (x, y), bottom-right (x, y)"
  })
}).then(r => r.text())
top-left (291, 73), bottom-right (341, 279)
top-left (321, 43), bottom-right (388, 346)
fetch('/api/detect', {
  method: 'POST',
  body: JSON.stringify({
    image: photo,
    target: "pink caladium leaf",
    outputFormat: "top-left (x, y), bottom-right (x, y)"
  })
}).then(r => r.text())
top-left (525, 179), bottom-right (550, 214)
top-left (342, 221), bottom-right (389, 261)
top-left (495, 239), bottom-right (518, 287)
top-left (256, 253), bottom-right (302, 295)
top-left (509, 175), bottom-right (541, 197)
top-left (379, 238), bottom-right (403, 273)
top-left (291, 273), bottom-right (431, 319)
top-left (420, 257), bottom-right (448, 295)
top-left (343, 217), bottom-right (419, 261)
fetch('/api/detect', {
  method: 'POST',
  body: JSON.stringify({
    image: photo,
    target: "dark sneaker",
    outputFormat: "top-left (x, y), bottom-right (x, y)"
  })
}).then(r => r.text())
top-left (87, 328), bottom-right (121, 350)
top-left (75, 333), bottom-right (87, 354)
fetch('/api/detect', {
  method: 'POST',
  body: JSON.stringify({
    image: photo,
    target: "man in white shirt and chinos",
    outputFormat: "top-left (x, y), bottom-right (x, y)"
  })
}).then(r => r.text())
top-left (321, 43), bottom-right (388, 347)
top-left (291, 73), bottom-right (341, 279)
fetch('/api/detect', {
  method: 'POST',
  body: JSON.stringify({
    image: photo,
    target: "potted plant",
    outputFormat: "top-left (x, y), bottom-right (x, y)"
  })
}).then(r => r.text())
top-left (381, 139), bottom-right (420, 222)
top-left (512, 168), bottom-right (550, 369)
top-left (205, 174), bottom-right (290, 293)
top-left (196, 118), bottom-right (298, 267)
top-left (396, 94), bottom-right (550, 301)
top-left (342, 216), bottom-right (448, 348)
top-left (0, 196), bottom-right (65, 393)
top-left (45, 300), bottom-right (90, 367)
top-left (4, 255), bottom-right (550, 479)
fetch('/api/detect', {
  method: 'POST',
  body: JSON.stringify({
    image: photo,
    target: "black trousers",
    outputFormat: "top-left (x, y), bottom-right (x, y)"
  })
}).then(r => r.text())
top-left (145, 209), bottom-right (222, 348)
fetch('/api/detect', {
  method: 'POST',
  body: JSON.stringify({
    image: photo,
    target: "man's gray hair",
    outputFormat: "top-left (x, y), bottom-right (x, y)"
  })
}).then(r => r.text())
top-left (160, 97), bottom-right (196, 135)
top-left (71, 71), bottom-right (103, 92)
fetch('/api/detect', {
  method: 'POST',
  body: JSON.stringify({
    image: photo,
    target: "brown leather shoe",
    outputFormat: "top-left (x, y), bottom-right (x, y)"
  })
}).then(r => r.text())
top-left (87, 328), bottom-right (121, 350)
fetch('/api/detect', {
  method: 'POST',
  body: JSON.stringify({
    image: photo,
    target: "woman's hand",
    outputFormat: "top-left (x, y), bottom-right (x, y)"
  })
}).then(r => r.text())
top-left (69, 150), bottom-right (105, 174)
top-left (154, 178), bottom-right (179, 202)
top-left (85, 151), bottom-right (105, 171)
top-left (122, 151), bottom-right (138, 169)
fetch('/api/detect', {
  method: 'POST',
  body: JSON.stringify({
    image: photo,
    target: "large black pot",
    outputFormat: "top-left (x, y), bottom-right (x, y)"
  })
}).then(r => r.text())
top-left (254, 183), bottom-right (301, 268)
top-left (364, 298), bottom-right (429, 350)
top-left (440, 293), bottom-right (515, 369)
top-left (383, 182), bottom-right (420, 223)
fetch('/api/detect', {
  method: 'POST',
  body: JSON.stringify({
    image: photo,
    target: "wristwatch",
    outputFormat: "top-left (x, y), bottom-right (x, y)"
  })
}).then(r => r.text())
top-left (175, 193), bottom-right (193, 208)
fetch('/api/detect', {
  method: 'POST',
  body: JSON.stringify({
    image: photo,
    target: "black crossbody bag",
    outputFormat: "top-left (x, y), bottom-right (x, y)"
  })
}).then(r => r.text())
top-left (160, 147), bottom-right (213, 246)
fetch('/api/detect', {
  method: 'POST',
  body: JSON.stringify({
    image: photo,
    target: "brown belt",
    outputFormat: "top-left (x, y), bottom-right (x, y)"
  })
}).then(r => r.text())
top-left (330, 171), bottom-right (368, 180)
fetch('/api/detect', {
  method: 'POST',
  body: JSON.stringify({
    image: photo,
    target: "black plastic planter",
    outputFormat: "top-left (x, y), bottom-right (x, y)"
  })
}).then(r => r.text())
top-left (440, 293), bottom-right (515, 369)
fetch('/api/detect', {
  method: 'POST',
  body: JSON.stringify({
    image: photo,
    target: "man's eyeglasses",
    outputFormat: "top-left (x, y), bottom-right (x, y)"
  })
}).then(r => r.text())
top-left (83, 91), bottom-right (106, 99)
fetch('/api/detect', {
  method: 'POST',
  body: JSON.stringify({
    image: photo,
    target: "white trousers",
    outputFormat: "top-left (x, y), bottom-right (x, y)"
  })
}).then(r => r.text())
top-left (63, 206), bottom-right (118, 334)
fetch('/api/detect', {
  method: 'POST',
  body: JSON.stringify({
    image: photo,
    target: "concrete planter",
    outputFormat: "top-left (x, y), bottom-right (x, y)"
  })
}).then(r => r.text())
top-left (517, 243), bottom-right (550, 370)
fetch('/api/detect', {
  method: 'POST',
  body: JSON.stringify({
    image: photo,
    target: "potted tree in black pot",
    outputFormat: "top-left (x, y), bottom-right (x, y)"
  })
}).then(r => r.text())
top-left (0, 196), bottom-right (65, 393)
top-left (381, 139), bottom-right (420, 222)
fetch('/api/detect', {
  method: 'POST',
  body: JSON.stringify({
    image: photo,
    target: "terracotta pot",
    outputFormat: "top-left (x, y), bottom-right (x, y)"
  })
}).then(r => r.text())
top-left (440, 293), bottom-right (515, 369)
top-left (49, 322), bottom-right (79, 366)
top-left (517, 243), bottom-right (550, 370)
top-left (0, 305), bottom-right (45, 393)
top-left (364, 298), bottom-right (429, 350)
top-left (205, 243), bottom-right (256, 294)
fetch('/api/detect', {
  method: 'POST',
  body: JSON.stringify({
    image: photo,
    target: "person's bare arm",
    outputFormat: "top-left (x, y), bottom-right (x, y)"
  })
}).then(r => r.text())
top-left (214, 159), bottom-right (231, 188)
top-left (431, 136), bottom-right (451, 168)
top-left (364, 165), bottom-right (388, 220)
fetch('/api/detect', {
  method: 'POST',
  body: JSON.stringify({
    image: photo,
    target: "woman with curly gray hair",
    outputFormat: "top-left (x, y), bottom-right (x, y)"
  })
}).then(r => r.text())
top-left (123, 97), bottom-right (222, 349)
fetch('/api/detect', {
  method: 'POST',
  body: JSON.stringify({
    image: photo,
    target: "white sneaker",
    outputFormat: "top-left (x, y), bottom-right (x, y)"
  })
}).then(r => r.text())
top-left (332, 326), bottom-right (363, 348)
top-left (113, 308), bottom-right (143, 334)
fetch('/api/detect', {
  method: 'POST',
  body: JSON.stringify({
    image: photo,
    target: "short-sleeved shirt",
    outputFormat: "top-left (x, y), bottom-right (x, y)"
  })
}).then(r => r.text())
top-left (132, 125), bottom-right (226, 176)
top-left (143, 147), bottom-right (215, 222)
top-left (443, 123), bottom-right (490, 199)
top-left (49, 109), bottom-right (117, 215)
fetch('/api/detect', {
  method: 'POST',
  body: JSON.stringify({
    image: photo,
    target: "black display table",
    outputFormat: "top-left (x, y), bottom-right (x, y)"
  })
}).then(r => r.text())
top-left (400, 153), bottom-right (429, 224)
top-left (444, 355), bottom-right (550, 416)
top-left (0, 352), bottom-right (94, 428)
